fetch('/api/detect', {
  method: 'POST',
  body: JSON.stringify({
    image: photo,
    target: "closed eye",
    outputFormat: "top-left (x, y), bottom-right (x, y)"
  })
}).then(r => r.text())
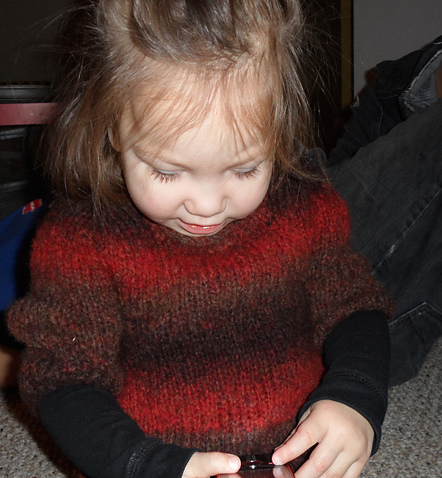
top-left (233, 166), bottom-right (260, 179)
top-left (151, 168), bottom-right (181, 183)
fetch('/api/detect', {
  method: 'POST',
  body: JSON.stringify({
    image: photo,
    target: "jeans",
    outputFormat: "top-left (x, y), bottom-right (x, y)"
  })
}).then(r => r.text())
top-left (328, 99), bottom-right (442, 386)
top-left (328, 36), bottom-right (442, 164)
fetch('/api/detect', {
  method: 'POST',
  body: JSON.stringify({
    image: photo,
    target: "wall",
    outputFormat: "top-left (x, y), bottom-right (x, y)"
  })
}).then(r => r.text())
top-left (2, 0), bottom-right (441, 97)
top-left (0, 0), bottom-right (71, 83)
top-left (353, 0), bottom-right (442, 96)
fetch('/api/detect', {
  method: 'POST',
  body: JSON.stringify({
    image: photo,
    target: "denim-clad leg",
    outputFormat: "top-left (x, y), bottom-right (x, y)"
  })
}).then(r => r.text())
top-left (328, 99), bottom-right (442, 386)
top-left (328, 36), bottom-right (442, 164)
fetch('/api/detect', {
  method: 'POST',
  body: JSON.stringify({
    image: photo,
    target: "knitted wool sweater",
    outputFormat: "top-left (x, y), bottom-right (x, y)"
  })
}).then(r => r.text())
top-left (9, 180), bottom-right (393, 457)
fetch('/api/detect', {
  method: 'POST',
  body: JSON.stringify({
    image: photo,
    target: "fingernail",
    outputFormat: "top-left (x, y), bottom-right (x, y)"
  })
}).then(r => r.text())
top-left (273, 467), bottom-right (284, 477)
top-left (229, 456), bottom-right (240, 471)
top-left (272, 456), bottom-right (283, 466)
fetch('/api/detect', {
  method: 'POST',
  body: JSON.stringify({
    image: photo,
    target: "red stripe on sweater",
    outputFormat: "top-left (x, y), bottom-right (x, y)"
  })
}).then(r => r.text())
top-left (117, 352), bottom-right (324, 438)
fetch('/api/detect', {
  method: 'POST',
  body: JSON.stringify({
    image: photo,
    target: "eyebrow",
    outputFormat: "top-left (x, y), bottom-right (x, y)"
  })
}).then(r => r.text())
top-left (133, 143), bottom-right (268, 169)
top-left (133, 146), bottom-right (182, 167)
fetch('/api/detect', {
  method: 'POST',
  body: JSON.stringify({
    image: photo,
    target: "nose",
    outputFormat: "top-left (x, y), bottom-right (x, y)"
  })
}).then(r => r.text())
top-left (184, 182), bottom-right (227, 219)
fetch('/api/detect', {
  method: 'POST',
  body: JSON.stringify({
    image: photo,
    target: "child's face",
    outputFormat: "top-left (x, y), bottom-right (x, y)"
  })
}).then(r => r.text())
top-left (119, 104), bottom-right (272, 237)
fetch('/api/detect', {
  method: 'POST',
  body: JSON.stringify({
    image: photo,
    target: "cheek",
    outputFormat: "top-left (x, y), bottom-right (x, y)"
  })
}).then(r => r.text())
top-left (121, 158), bottom-right (180, 221)
top-left (123, 162), bottom-right (147, 198)
top-left (232, 181), bottom-right (269, 216)
top-left (239, 173), bottom-right (271, 206)
top-left (124, 168), bottom-right (159, 217)
top-left (134, 182), bottom-right (181, 221)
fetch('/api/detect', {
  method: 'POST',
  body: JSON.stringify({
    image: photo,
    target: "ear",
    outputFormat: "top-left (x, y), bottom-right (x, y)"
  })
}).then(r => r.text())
top-left (108, 124), bottom-right (121, 152)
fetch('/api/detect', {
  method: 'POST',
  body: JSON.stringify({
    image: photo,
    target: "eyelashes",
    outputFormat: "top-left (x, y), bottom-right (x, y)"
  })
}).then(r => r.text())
top-left (150, 165), bottom-right (261, 183)
top-left (150, 169), bottom-right (180, 183)
top-left (233, 167), bottom-right (260, 180)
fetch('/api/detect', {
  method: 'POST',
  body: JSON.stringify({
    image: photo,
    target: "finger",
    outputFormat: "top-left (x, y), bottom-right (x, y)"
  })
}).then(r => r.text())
top-left (292, 442), bottom-right (341, 478)
top-left (342, 459), bottom-right (367, 478)
top-left (337, 447), bottom-right (371, 478)
top-left (272, 418), bottom-right (323, 466)
top-left (274, 408), bottom-right (312, 451)
top-left (295, 440), bottom-right (369, 478)
top-left (273, 465), bottom-right (298, 478)
top-left (299, 452), bottom-right (364, 478)
top-left (183, 451), bottom-right (241, 478)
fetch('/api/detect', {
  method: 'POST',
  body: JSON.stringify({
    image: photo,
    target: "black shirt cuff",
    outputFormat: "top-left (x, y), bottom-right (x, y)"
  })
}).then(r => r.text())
top-left (299, 310), bottom-right (391, 455)
top-left (38, 384), bottom-right (198, 478)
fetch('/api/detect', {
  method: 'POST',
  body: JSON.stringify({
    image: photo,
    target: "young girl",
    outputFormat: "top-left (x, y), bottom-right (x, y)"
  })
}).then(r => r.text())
top-left (7, 1), bottom-right (394, 478)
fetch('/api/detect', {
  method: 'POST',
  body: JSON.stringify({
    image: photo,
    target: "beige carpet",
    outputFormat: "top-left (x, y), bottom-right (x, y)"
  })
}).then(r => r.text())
top-left (1, 338), bottom-right (441, 477)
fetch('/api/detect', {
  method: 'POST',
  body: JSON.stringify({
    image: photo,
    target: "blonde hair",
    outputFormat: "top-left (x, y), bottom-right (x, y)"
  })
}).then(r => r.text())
top-left (46, 0), bottom-right (324, 209)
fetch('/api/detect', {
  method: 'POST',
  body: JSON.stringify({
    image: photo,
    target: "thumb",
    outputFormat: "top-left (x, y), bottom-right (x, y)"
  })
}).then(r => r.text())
top-left (183, 451), bottom-right (241, 478)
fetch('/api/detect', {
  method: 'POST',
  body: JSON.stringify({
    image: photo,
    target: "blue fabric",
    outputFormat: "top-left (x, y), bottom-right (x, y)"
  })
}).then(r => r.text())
top-left (0, 198), bottom-right (48, 312)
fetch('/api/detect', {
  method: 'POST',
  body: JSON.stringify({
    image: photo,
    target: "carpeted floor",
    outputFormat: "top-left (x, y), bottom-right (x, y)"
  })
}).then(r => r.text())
top-left (1, 338), bottom-right (441, 478)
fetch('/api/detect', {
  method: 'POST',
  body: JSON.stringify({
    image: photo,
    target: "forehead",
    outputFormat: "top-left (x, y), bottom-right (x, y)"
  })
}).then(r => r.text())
top-left (119, 63), bottom-right (274, 155)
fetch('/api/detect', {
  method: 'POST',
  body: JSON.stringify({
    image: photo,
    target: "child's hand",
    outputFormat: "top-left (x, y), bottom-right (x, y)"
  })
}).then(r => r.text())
top-left (183, 451), bottom-right (241, 478)
top-left (272, 400), bottom-right (374, 478)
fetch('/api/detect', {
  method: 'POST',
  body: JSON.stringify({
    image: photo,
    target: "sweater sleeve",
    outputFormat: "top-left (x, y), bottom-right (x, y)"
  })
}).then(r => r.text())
top-left (304, 186), bottom-right (395, 349)
top-left (299, 187), bottom-right (394, 455)
top-left (38, 385), bottom-right (198, 478)
top-left (299, 310), bottom-right (391, 455)
top-left (7, 198), bottom-right (125, 411)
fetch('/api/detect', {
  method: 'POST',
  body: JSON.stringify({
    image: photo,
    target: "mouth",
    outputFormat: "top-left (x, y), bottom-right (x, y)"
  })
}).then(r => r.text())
top-left (178, 220), bottom-right (226, 235)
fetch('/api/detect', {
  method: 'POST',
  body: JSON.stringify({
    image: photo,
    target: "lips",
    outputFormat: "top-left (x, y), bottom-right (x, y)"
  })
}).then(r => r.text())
top-left (178, 220), bottom-right (225, 235)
